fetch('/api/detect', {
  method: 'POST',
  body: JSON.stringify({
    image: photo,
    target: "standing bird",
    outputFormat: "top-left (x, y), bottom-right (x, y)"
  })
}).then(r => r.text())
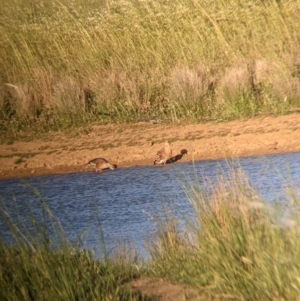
top-left (87, 158), bottom-right (117, 173)
top-left (154, 141), bottom-right (172, 166)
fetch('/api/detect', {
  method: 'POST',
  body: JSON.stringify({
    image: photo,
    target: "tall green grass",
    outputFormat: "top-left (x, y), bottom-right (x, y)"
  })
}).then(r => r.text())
top-left (1, 0), bottom-right (300, 135)
top-left (148, 167), bottom-right (300, 300)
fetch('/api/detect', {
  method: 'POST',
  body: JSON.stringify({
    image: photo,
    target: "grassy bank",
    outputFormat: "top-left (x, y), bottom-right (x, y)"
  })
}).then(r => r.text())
top-left (2, 168), bottom-right (300, 300)
top-left (1, 0), bottom-right (300, 135)
top-left (0, 245), bottom-right (144, 301)
top-left (147, 169), bottom-right (300, 300)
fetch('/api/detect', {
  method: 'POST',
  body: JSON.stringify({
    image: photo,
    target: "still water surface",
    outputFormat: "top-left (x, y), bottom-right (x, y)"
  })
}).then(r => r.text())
top-left (1, 152), bottom-right (300, 258)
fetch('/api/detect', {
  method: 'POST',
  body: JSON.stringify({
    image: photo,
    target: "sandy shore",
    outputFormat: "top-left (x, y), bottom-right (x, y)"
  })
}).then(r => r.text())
top-left (1, 113), bottom-right (300, 180)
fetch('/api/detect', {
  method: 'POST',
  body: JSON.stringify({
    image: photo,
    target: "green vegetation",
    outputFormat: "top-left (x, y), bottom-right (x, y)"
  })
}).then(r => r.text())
top-left (1, 0), bottom-right (300, 135)
top-left (0, 152), bottom-right (38, 160)
top-left (6, 139), bottom-right (14, 145)
top-left (2, 167), bottom-right (300, 300)
top-left (147, 169), bottom-right (300, 300)
top-left (0, 245), bottom-right (144, 301)
top-left (14, 157), bottom-right (25, 164)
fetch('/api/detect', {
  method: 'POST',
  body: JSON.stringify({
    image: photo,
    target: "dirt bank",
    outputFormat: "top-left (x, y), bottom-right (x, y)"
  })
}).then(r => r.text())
top-left (1, 113), bottom-right (300, 180)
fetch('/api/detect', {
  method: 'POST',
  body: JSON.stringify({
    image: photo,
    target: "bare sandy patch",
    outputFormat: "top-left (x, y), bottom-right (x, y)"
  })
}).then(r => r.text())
top-left (126, 277), bottom-right (203, 301)
top-left (1, 114), bottom-right (300, 180)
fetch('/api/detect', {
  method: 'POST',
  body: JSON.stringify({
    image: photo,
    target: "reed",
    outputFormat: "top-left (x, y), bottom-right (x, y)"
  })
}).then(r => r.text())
top-left (1, 0), bottom-right (300, 135)
top-left (147, 166), bottom-right (300, 300)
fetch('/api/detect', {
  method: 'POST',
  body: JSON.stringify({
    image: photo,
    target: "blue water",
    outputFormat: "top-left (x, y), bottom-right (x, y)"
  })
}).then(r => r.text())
top-left (1, 152), bottom-right (300, 258)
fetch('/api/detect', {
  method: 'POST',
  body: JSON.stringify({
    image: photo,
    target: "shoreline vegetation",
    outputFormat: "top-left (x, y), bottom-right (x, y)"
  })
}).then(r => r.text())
top-left (2, 0), bottom-right (300, 299)
top-left (1, 0), bottom-right (300, 136)
top-left (2, 168), bottom-right (300, 300)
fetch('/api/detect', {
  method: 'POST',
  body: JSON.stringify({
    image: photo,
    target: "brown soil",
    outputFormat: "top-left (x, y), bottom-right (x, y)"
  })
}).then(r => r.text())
top-left (127, 277), bottom-right (204, 301)
top-left (127, 277), bottom-right (239, 300)
top-left (1, 114), bottom-right (300, 180)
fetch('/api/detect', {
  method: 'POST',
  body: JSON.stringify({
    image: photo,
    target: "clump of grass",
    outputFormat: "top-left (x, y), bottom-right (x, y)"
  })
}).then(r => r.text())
top-left (0, 245), bottom-right (139, 301)
top-left (147, 167), bottom-right (300, 300)
top-left (100, 143), bottom-right (116, 150)
top-left (1, 0), bottom-right (300, 135)
top-left (6, 139), bottom-right (14, 145)
top-left (14, 157), bottom-right (25, 164)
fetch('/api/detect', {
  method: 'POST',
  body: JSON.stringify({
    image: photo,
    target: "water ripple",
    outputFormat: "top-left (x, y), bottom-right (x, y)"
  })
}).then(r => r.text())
top-left (1, 152), bottom-right (300, 257)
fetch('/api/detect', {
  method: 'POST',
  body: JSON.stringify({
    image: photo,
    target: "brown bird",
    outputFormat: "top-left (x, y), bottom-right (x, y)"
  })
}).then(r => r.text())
top-left (87, 158), bottom-right (117, 172)
top-left (154, 141), bottom-right (172, 166)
